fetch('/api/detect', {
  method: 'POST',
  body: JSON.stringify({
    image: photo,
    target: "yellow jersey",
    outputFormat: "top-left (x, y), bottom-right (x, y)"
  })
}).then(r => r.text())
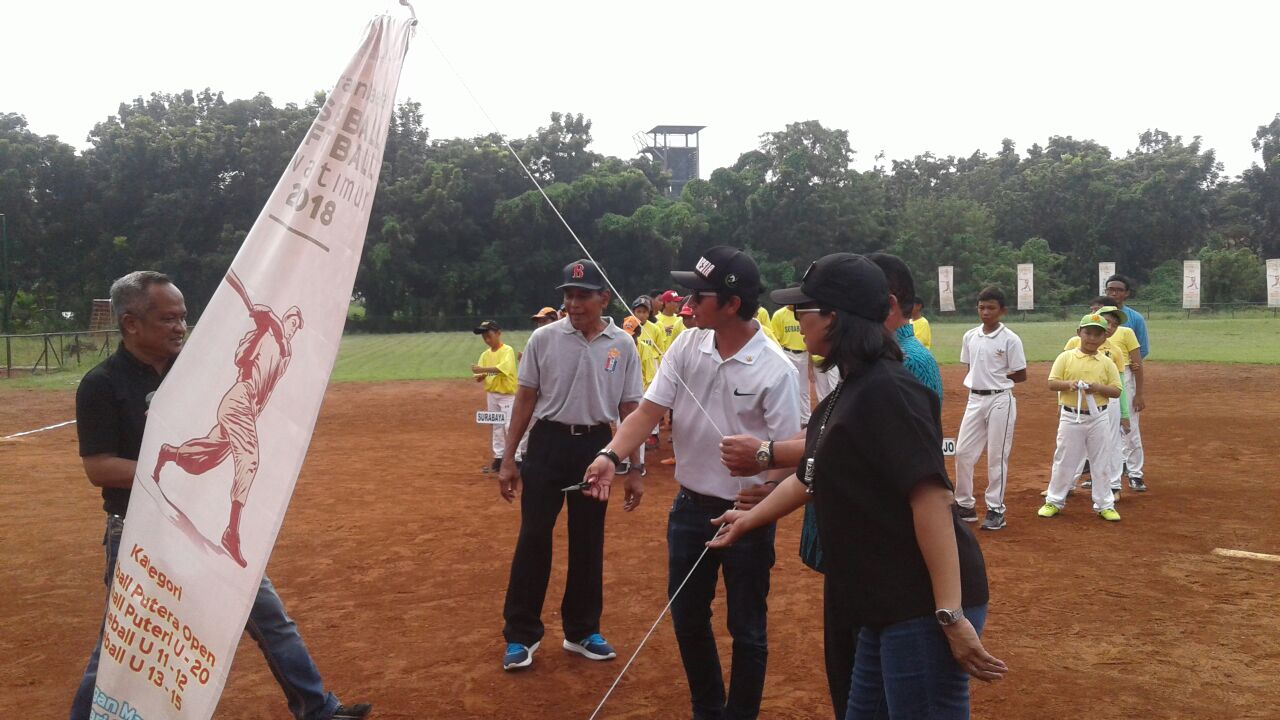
top-left (478, 344), bottom-right (518, 395)
top-left (655, 312), bottom-right (684, 350)
top-left (1109, 327), bottom-right (1140, 370)
top-left (1049, 348), bottom-right (1122, 408)
top-left (911, 316), bottom-right (932, 349)
top-left (636, 335), bottom-right (660, 388)
top-left (640, 321), bottom-right (665, 359)
top-left (770, 307), bottom-right (806, 351)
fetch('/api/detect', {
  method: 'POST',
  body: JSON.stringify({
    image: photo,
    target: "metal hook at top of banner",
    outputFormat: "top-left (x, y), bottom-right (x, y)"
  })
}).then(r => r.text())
top-left (398, 0), bottom-right (418, 25)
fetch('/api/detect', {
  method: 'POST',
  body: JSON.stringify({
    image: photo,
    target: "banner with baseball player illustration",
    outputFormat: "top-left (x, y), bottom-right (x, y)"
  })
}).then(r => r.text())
top-left (1267, 259), bottom-right (1280, 307)
top-left (1017, 263), bottom-right (1034, 310)
top-left (1098, 262), bottom-right (1116, 296)
top-left (90, 16), bottom-right (413, 719)
top-left (1183, 260), bottom-right (1201, 309)
top-left (938, 266), bottom-right (955, 312)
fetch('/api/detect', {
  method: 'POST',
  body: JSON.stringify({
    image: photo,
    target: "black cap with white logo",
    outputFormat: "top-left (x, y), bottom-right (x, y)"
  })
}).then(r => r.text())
top-left (670, 246), bottom-right (762, 299)
top-left (770, 253), bottom-right (889, 323)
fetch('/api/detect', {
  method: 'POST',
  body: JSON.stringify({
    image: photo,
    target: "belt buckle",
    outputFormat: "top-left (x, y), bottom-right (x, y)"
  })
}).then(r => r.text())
top-left (570, 424), bottom-right (588, 436)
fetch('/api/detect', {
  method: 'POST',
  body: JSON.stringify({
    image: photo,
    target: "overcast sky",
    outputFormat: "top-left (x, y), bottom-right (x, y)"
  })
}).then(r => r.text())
top-left (5, 0), bottom-right (1275, 179)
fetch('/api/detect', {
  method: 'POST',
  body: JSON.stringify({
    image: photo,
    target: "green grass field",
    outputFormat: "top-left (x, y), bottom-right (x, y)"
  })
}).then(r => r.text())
top-left (3, 318), bottom-right (1276, 391)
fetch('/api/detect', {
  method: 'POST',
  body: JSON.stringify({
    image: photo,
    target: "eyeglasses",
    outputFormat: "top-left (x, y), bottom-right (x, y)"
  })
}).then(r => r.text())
top-left (794, 307), bottom-right (824, 315)
top-left (1105, 285), bottom-right (1127, 293)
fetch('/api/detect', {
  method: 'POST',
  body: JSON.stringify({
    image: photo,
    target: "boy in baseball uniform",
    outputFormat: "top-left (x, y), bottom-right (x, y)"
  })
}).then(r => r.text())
top-left (473, 320), bottom-right (519, 473)
top-left (954, 286), bottom-right (1027, 531)
top-left (1038, 312), bottom-right (1125, 521)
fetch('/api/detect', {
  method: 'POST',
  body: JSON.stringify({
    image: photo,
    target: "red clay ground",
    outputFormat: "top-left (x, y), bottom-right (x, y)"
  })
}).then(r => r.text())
top-left (2, 362), bottom-right (1278, 719)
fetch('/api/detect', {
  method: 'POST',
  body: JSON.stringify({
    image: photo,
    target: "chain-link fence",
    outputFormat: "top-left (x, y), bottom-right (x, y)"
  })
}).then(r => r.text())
top-left (0, 330), bottom-right (121, 377)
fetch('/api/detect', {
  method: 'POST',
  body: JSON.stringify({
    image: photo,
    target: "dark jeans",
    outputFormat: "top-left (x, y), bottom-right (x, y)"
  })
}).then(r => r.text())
top-left (824, 574), bottom-right (859, 719)
top-left (71, 515), bottom-right (339, 720)
top-left (502, 421), bottom-right (610, 646)
top-left (845, 604), bottom-right (988, 720)
top-left (667, 488), bottom-right (775, 720)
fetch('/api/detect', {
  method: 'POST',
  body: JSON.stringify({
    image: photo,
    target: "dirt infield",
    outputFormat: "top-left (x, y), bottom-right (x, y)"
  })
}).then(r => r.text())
top-left (3, 362), bottom-right (1278, 719)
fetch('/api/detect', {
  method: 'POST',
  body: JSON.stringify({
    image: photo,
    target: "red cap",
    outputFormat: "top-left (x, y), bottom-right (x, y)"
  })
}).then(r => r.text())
top-left (658, 290), bottom-right (685, 304)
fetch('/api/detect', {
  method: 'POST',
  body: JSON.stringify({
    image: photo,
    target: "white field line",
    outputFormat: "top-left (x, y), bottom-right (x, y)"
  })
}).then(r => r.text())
top-left (2, 419), bottom-right (77, 440)
top-left (1211, 548), bottom-right (1280, 563)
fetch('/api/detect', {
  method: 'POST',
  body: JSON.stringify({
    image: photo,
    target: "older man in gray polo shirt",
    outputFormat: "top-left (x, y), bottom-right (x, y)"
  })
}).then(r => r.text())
top-left (497, 259), bottom-right (644, 672)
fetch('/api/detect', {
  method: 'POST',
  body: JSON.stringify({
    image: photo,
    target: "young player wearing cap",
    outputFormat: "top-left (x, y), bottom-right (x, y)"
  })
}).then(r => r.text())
top-left (584, 246), bottom-right (801, 720)
top-left (630, 296), bottom-right (666, 452)
top-left (655, 289), bottom-right (687, 351)
top-left (473, 321), bottom-right (519, 474)
top-left (1038, 313), bottom-right (1125, 521)
top-left (771, 300), bottom-right (814, 425)
top-left (497, 260), bottom-right (644, 671)
top-left (1061, 299), bottom-right (1139, 497)
top-left (530, 306), bottom-right (559, 328)
top-left (1104, 274), bottom-right (1149, 491)
top-left (620, 315), bottom-right (660, 476)
top-left (953, 287), bottom-right (1027, 531)
top-left (708, 252), bottom-right (1005, 719)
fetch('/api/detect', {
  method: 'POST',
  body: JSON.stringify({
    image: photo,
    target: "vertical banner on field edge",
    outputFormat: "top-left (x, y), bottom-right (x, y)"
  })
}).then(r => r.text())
top-left (1267, 259), bottom-right (1280, 307)
top-left (938, 266), bottom-right (955, 312)
top-left (1183, 260), bottom-right (1202, 309)
top-left (1016, 263), bottom-right (1034, 310)
top-left (92, 16), bottom-right (414, 720)
top-left (1098, 261), bottom-right (1116, 296)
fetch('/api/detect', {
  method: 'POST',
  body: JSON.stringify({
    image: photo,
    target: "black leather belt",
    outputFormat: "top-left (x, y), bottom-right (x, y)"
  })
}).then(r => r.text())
top-left (539, 420), bottom-right (610, 436)
top-left (679, 486), bottom-right (736, 511)
top-left (971, 388), bottom-right (1007, 396)
top-left (784, 348), bottom-right (807, 354)
top-left (1061, 405), bottom-right (1108, 415)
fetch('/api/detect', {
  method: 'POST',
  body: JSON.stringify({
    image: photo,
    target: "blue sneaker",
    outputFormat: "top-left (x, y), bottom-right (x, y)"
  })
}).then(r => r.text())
top-left (563, 633), bottom-right (617, 661)
top-left (503, 640), bottom-right (539, 671)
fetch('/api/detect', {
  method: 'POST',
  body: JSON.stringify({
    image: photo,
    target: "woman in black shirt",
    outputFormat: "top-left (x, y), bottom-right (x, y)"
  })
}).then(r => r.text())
top-left (708, 253), bottom-right (1006, 719)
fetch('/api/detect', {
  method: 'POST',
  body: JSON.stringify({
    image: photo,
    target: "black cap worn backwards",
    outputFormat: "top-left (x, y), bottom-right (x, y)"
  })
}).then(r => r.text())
top-left (473, 320), bottom-right (501, 334)
top-left (670, 245), bottom-right (762, 299)
top-left (770, 253), bottom-right (890, 323)
top-left (557, 259), bottom-right (607, 291)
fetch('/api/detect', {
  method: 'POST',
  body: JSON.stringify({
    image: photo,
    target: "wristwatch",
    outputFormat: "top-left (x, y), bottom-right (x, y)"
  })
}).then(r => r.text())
top-left (935, 607), bottom-right (965, 626)
top-left (754, 441), bottom-right (773, 469)
top-left (595, 448), bottom-right (622, 468)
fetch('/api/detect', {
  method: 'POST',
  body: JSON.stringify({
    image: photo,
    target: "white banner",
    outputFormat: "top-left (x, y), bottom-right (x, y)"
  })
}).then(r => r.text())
top-left (93, 16), bottom-right (413, 720)
top-left (1017, 263), bottom-right (1034, 310)
top-left (1183, 260), bottom-right (1201, 309)
top-left (1268, 259), bottom-right (1280, 308)
top-left (938, 266), bottom-right (955, 312)
top-left (1098, 262), bottom-right (1116, 296)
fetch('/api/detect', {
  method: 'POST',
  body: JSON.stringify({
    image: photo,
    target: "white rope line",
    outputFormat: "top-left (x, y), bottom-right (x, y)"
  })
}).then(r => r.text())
top-left (2, 419), bottom-right (76, 440)
top-left (419, 28), bottom-right (724, 438)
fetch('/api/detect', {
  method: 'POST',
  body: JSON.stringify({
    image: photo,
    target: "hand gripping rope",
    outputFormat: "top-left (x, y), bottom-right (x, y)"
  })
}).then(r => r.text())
top-left (418, 27), bottom-right (741, 718)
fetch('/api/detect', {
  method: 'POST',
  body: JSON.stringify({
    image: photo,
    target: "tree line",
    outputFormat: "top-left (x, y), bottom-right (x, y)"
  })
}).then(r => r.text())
top-left (2, 89), bottom-right (1279, 333)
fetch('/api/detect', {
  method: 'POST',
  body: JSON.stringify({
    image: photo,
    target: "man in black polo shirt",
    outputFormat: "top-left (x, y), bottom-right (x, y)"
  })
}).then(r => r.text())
top-left (70, 271), bottom-right (370, 720)
top-left (496, 259), bottom-right (644, 672)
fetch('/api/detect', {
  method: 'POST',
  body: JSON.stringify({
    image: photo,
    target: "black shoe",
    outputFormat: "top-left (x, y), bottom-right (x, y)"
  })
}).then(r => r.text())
top-left (332, 703), bottom-right (372, 719)
top-left (955, 504), bottom-right (978, 522)
top-left (1081, 479), bottom-right (1092, 489)
top-left (1129, 477), bottom-right (1147, 492)
top-left (980, 509), bottom-right (1006, 531)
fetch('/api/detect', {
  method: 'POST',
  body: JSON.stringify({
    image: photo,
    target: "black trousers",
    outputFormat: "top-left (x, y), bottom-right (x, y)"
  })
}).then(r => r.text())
top-left (502, 420), bottom-right (611, 646)
top-left (824, 574), bottom-right (860, 719)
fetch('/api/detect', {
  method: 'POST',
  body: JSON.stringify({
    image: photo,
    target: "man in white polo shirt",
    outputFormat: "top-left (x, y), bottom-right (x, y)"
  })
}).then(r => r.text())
top-left (584, 245), bottom-right (800, 720)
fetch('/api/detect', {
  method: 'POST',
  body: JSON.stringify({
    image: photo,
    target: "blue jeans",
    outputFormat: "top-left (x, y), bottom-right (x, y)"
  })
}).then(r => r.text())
top-left (845, 605), bottom-right (988, 720)
top-left (667, 489), bottom-right (775, 720)
top-left (71, 515), bottom-right (340, 720)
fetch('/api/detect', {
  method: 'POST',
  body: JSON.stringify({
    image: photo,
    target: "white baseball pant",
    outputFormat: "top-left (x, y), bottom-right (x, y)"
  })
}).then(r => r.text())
top-left (487, 392), bottom-right (514, 459)
top-left (1045, 407), bottom-right (1117, 512)
top-left (1121, 368), bottom-right (1143, 479)
top-left (813, 363), bottom-right (839, 403)
top-left (954, 391), bottom-right (1017, 514)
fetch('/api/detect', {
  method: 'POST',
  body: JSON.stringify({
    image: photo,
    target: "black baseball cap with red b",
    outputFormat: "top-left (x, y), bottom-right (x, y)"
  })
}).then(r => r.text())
top-left (770, 253), bottom-right (889, 323)
top-left (670, 245), bottom-right (762, 300)
top-left (557, 259), bottom-right (607, 291)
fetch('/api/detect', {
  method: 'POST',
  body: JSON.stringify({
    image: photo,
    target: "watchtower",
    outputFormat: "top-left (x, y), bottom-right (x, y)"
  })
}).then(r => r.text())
top-left (636, 125), bottom-right (705, 199)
